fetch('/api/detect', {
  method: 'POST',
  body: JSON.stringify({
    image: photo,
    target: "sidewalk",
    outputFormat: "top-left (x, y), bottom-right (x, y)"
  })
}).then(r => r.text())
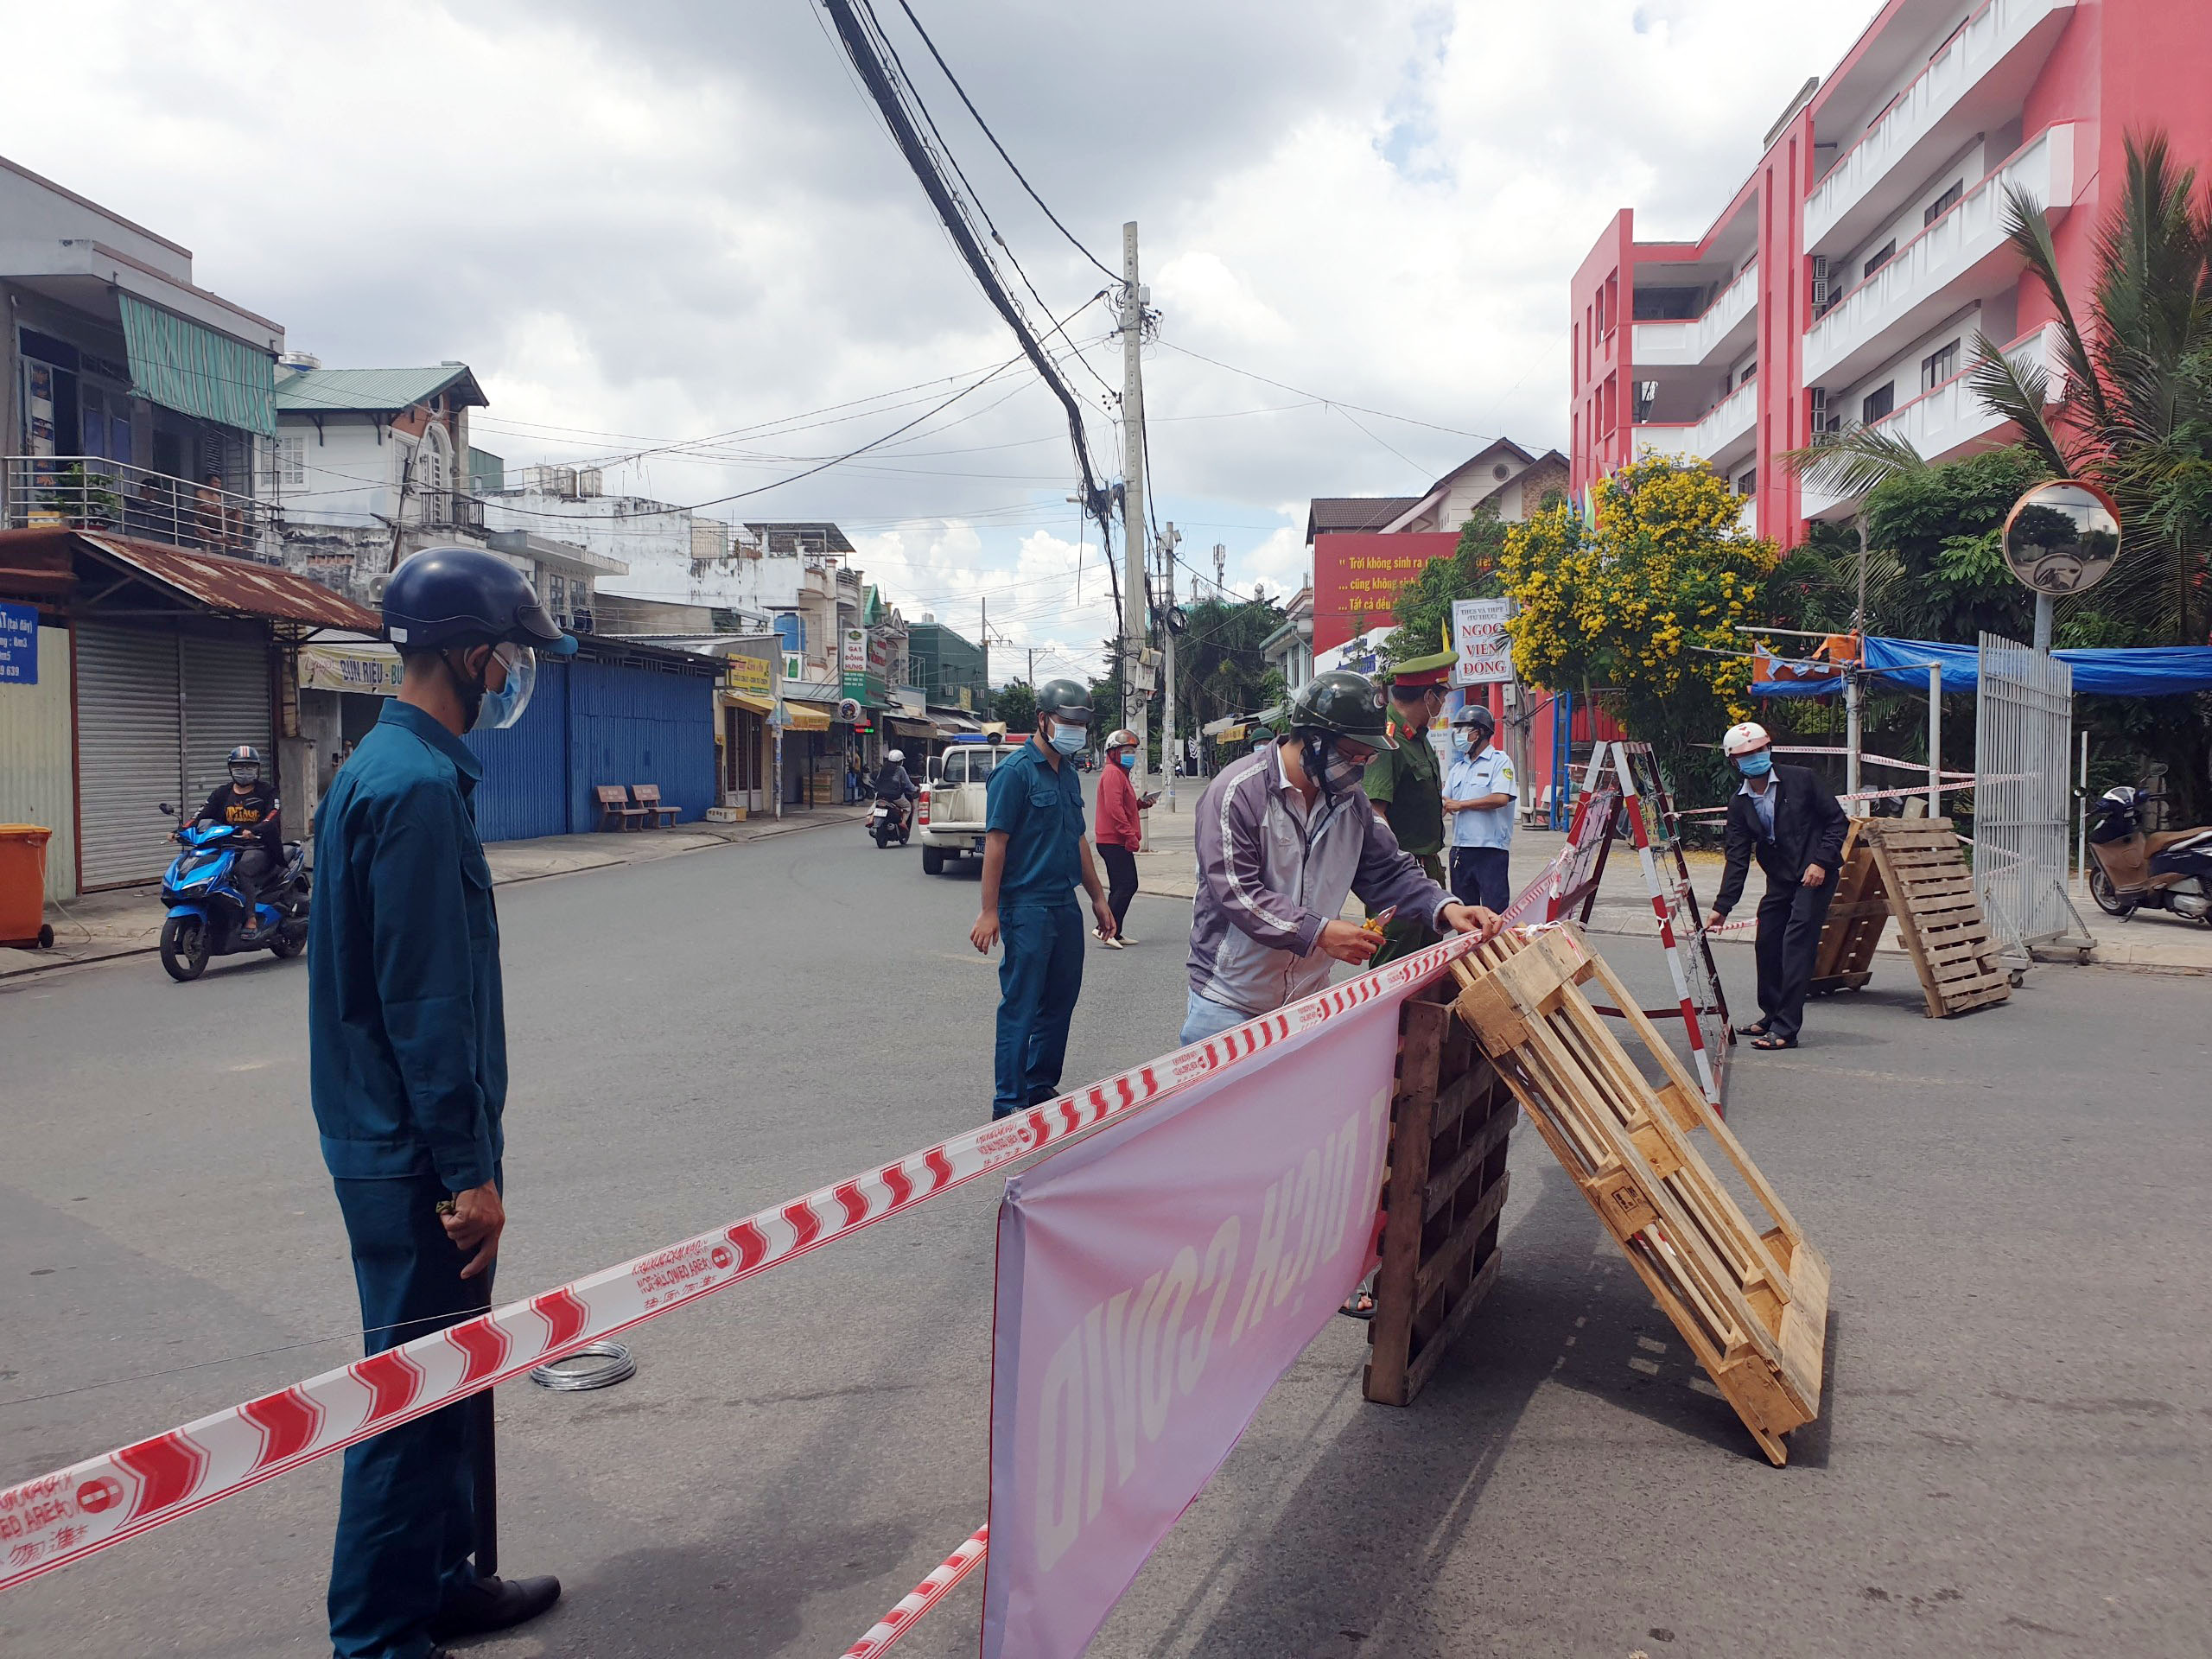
top-left (1133, 797), bottom-right (2212, 976)
top-left (0, 806), bottom-right (871, 982)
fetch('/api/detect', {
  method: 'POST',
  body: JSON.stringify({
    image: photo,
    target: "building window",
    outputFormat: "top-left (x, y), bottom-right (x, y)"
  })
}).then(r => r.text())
top-left (1862, 383), bottom-right (1896, 423)
top-left (1735, 360), bottom-right (1758, 390)
top-left (1923, 180), bottom-right (1963, 226)
top-left (1862, 239), bottom-right (1897, 281)
top-left (1736, 467), bottom-right (1758, 498)
top-left (279, 435), bottom-right (306, 486)
top-left (1922, 340), bottom-right (1961, 390)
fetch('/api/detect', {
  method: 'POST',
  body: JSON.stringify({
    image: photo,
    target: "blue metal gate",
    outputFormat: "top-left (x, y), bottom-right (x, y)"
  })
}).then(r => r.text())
top-left (467, 659), bottom-right (571, 842)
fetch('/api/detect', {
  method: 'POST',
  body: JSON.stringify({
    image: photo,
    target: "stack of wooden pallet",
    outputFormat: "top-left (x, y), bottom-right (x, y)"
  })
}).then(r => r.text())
top-left (1808, 821), bottom-right (1887, 996)
top-left (1447, 925), bottom-right (1829, 1465)
top-left (1859, 817), bottom-right (2013, 1017)
top-left (1364, 980), bottom-right (1519, 1407)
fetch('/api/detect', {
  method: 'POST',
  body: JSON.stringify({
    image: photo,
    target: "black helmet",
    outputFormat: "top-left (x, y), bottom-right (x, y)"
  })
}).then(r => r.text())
top-left (383, 546), bottom-right (577, 658)
top-left (1451, 702), bottom-right (1497, 734)
top-left (227, 744), bottom-right (263, 784)
top-left (1035, 678), bottom-right (1092, 725)
top-left (1287, 670), bottom-right (1395, 749)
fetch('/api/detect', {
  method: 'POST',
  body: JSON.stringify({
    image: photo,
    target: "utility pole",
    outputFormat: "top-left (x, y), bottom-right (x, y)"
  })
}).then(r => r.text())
top-left (1027, 646), bottom-right (1036, 687)
top-left (1161, 521), bottom-right (1181, 812)
top-left (1120, 221), bottom-right (1150, 804)
top-left (980, 597), bottom-right (988, 720)
top-left (1213, 543), bottom-right (1225, 600)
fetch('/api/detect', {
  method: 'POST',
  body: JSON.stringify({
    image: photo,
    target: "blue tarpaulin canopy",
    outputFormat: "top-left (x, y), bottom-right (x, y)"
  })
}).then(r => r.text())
top-left (1751, 636), bottom-right (2212, 698)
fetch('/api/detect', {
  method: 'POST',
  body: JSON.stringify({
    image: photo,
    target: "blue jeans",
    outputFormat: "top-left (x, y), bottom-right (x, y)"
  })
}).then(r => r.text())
top-left (994, 901), bottom-right (1085, 1118)
top-left (1179, 987), bottom-right (1253, 1045)
top-left (327, 1170), bottom-right (494, 1659)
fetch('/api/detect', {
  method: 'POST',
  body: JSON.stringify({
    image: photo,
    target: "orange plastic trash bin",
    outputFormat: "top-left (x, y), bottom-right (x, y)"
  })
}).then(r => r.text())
top-left (0, 824), bottom-right (55, 950)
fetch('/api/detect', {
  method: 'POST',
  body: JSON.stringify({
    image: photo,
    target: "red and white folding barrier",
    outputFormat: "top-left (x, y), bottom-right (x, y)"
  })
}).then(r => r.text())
top-left (841, 1524), bottom-right (990, 1657)
top-left (0, 931), bottom-right (1485, 1596)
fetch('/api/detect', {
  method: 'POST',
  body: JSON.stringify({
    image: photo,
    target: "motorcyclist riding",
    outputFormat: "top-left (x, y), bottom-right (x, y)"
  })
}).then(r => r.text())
top-left (874, 747), bottom-right (918, 829)
top-left (195, 744), bottom-right (281, 940)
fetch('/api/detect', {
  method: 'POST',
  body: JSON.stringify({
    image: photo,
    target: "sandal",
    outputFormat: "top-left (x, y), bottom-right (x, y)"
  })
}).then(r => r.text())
top-left (1338, 1287), bottom-right (1376, 1321)
top-left (1739, 1021), bottom-right (1770, 1038)
top-left (1751, 1034), bottom-right (1796, 1051)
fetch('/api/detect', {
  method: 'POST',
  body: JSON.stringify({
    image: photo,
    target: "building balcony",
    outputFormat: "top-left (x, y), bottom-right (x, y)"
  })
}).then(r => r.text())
top-left (1632, 259), bottom-right (1758, 371)
top-left (1803, 324), bottom-right (2065, 518)
top-left (3, 455), bottom-right (280, 564)
top-left (1632, 378), bottom-right (1758, 472)
top-left (1802, 124), bottom-right (2075, 391)
top-left (1805, 0), bottom-right (2075, 255)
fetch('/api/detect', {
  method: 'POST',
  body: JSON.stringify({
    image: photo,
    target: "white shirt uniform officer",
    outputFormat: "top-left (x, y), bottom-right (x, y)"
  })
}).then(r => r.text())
top-left (1443, 704), bottom-right (1515, 912)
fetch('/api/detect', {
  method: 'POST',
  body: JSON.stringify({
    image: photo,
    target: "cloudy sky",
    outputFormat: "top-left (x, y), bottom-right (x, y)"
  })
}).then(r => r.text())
top-left (9, 0), bottom-right (1877, 680)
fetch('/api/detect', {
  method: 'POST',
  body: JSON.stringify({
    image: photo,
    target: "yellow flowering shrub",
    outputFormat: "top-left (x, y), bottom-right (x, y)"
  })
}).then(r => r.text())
top-left (1500, 454), bottom-right (1778, 739)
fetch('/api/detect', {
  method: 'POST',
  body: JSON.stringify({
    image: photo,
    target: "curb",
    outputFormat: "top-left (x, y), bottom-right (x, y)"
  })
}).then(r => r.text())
top-left (0, 810), bottom-right (861, 985)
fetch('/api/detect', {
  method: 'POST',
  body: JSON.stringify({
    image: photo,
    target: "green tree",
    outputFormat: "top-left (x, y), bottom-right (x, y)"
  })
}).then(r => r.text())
top-left (991, 678), bottom-right (1037, 731)
top-left (1383, 509), bottom-right (1509, 664)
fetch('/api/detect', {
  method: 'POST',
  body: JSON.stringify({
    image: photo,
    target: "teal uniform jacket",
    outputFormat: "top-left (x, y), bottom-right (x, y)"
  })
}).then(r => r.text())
top-left (308, 699), bottom-right (506, 1192)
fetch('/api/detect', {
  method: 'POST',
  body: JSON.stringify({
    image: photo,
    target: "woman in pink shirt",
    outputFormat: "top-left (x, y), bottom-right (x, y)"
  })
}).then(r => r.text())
top-left (1094, 727), bottom-right (1148, 946)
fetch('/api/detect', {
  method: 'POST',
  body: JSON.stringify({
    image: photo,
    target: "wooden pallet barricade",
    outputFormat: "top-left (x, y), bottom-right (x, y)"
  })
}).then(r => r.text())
top-left (1363, 980), bottom-right (1519, 1407)
top-left (1446, 926), bottom-right (1830, 1464)
top-left (1808, 819), bottom-right (1887, 996)
top-left (1860, 817), bottom-right (2013, 1017)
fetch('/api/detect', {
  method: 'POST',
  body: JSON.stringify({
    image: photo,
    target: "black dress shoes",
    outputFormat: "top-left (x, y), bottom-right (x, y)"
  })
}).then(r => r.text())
top-left (427, 1573), bottom-right (563, 1641)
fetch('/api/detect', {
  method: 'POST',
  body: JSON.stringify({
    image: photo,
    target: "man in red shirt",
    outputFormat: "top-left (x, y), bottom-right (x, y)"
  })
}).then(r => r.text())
top-left (1094, 726), bottom-right (1150, 947)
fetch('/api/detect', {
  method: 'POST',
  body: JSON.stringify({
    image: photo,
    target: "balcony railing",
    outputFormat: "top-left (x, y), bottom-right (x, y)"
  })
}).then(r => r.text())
top-left (3, 456), bottom-right (280, 565)
top-left (414, 489), bottom-right (486, 531)
top-left (1802, 124), bottom-right (2075, 388)
top-left (1632, 378), bottom-right (1758, 468)
top-left (1631, 260), bottom-right (1759, 370)
top-left (1805, 0), bottom-right (2074, 251)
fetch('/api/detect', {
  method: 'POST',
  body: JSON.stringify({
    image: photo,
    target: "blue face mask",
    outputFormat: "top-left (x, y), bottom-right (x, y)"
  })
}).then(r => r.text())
top-left (1116, 752), bottom-right (1135, 770)
top-left (1048, 721), bottom-right (1086, 756)
top-left (1736, 750), bottom-right (1773, 779)
top-left (1451, 729), bottom-right (1471, 753)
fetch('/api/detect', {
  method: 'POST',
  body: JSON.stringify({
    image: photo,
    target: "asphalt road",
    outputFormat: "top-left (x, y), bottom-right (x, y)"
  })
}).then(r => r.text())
top-left (3, 815), bottom-right (2209, 1657)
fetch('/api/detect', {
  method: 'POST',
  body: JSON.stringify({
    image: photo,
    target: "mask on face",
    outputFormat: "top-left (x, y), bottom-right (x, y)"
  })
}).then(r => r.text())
top-left (1048, 720), bottom-right (1086, 756)
top-left (450, 643), bottom-right (537, 733)
top-left (1302, 735), bottom-right (1367, 797)
top-left (1116, 752), bottom-right (1135, 770)
top-left (1450, 729), bottom-right (1471, 754)
top-left (1736, 749), bottom-right (1773, 779)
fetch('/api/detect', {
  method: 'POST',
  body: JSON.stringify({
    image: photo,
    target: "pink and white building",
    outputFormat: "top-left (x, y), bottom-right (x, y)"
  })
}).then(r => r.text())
top-left (1568, 0), bottom-right (2212, 547)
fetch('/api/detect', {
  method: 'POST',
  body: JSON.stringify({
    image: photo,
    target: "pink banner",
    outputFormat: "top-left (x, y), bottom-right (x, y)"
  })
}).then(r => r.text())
top-left (980, 996), bottom-right (1407, 1657)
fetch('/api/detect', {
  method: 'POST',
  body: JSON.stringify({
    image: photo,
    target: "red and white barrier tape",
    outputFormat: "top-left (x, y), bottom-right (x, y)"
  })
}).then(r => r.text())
top-left (1770, 744), bottom-right (1974, 779)
top-left (1675, 778), bottom-right (2011, 819)
top-left (0, 931), bottom-right (1483, 1594)
top-left (842, 1524), bottom-right (990, 1657)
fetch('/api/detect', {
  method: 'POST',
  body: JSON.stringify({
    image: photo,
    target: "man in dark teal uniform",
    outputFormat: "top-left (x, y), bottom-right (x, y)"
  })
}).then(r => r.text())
top-left (969, 679), bottom-right (1119, 1118)
top-left (310, 547), bottom-right (571, 1659)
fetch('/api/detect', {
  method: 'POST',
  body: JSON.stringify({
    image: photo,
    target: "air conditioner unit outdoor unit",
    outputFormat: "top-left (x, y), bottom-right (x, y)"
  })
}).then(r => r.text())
top-left (1810, 256), bottom-right (1834, 313)
top-left (1809, 387), bottom-right (1839, 435)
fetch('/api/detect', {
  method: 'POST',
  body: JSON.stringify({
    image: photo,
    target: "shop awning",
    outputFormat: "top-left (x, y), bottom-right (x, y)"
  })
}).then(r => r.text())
top-left (118, 293), bottom-right (276, 436)
top-left (722, 690), bottom-right (775, 715)
top-left (929, 712), bottom-right (982, 736)
top-left (781, 698), bottom-right (835, 731)
top-left (301, 642), bottom-right (403, 695)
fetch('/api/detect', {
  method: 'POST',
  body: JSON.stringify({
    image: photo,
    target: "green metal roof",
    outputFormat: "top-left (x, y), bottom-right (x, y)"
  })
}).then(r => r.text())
top-left (273, 364), bottom-right (487, 414)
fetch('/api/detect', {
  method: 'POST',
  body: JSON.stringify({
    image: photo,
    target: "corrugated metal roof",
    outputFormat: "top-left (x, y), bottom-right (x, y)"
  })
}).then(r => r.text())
top-left (1306, 497), bottom-right (1421, 541)
top-left (743, 522), bottom-right (855, 555)
top-left (274, 364), bottom-right (487, 414)
top-left (74, 533), bottom-right (381, 631)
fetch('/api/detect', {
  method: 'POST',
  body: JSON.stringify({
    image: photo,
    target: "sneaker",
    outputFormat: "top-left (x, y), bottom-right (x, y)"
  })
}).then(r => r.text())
top-left (1105, 936), bottom-right (1127, 950)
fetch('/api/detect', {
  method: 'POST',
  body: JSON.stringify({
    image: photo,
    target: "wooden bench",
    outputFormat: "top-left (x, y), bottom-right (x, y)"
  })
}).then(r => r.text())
top-left (595, 785), bottom-right (647, 831)
top-left (632, 784), bottom-right (679, 829)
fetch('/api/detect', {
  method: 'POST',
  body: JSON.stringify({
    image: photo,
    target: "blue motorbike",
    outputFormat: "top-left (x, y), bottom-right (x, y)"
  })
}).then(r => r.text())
top-left (155, 804), bottom-right (310, 981)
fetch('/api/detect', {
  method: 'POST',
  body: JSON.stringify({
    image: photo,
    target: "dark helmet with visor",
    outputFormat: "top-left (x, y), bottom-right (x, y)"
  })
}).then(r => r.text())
top-left (1287, 671), bottom-right (1395, 748)
top-left (227, 744), bottom-right (264, 785)
top-left (1035, 678), bottom-right (1093, 726)
top-left (382, 546), bottom-right (577, 732)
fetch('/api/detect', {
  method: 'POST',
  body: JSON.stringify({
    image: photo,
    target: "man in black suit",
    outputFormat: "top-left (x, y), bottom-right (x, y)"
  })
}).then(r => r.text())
top-left (1706, 721), bottom-right (1848, 1051)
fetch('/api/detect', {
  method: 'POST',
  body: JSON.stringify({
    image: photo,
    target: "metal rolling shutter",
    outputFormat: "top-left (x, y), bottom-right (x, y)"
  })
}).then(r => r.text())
top-left (181, 631), bottom-right (274, 816)
top-left (75, 623), bottom-right (184, 889)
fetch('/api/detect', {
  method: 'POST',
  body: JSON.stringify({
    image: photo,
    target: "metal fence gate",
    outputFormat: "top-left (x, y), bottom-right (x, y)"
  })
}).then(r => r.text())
top-left (1974, 632), bottom-right (2091, 957)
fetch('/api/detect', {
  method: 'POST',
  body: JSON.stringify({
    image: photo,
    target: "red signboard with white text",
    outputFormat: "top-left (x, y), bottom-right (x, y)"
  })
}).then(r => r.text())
top-left (1310, 532), bottom-right (1458, 653)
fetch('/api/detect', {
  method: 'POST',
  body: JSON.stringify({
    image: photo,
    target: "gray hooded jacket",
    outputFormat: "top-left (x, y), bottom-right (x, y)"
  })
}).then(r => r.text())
top-left (1186, 745), bottom-right (1454, 1016)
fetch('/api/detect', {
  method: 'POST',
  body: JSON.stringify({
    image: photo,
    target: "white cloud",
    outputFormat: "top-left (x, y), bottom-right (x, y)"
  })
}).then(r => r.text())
top-left (2, 0), bottom-right (1878, 659)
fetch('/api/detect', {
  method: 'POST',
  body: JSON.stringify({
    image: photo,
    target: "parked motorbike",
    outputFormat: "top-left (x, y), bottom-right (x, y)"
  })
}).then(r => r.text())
top-left (868, 796), bottom-right (912, 849)
top-left (2083, 785), bottom-right (2212, 925)
top-left (155, 804), bottom-right (311, 980)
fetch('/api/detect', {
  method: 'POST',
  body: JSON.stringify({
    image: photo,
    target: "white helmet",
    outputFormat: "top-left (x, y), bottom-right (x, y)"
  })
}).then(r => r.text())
top-left (1722, 721), bottom-right (1771, 756)
top-left (887, 748), bottom-right (904, 764)
top-left (1104, 728), bottom-right (1138, 750)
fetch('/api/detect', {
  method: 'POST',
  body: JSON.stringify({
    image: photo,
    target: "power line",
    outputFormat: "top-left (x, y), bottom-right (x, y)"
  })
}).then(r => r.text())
top-left (889, 0), bottom-right (1119, 283)
top-left (1154, 340), bottom-right (1498, 444)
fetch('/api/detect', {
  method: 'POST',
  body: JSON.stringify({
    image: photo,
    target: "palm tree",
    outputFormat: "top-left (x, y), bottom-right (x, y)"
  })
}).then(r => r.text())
top-left (1967, 131), bottom-right (2212, 646)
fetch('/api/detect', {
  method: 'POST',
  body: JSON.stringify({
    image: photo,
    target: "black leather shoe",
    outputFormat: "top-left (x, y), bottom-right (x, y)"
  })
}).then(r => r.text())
top-left (427, 1573), bottom-right (562, 1640)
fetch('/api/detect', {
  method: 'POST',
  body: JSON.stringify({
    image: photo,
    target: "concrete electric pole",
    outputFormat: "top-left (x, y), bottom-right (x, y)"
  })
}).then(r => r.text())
top-left (1160, 521), bottom-right (1181, 812)
top-left (1120, 221), bottom-right (1150, 803)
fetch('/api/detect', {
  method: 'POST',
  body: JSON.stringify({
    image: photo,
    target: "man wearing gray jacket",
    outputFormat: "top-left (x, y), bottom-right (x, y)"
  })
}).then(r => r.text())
top-left (1181, 670), bottom-right (1500, 1045)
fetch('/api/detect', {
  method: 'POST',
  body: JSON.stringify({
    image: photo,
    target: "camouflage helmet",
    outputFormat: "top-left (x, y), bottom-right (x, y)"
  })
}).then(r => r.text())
top-left (1287, 670), bottom-right (1395, 748)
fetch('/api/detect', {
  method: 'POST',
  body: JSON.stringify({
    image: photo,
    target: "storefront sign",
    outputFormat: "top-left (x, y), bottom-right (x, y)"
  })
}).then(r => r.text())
top-left (725, 653), bottom-right (772, 694)
top-left (842, 627), bottom-right (868, 673)
top-left (299, 644), bottom-right (403, 696)
top-left (1451, 598), bottom-right (1513, 685)
top-left (1311, 531), bottom-right (1457, 652)
top-left (0, 602), bottom-right (39, 684)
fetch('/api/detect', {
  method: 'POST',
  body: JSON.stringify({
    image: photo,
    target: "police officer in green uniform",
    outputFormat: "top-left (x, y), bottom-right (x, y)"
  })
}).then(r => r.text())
top-left (310, 548), bottom-right (569, 1659)
top-left (1361, 665), bottom-right (1450, 963)
top-left (969, 679), bottom-right (1120, 1118)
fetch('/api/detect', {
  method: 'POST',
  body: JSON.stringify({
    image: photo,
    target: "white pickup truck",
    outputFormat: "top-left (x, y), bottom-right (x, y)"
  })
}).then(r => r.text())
top-left (917, 733), bottom-right (1026, 875)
